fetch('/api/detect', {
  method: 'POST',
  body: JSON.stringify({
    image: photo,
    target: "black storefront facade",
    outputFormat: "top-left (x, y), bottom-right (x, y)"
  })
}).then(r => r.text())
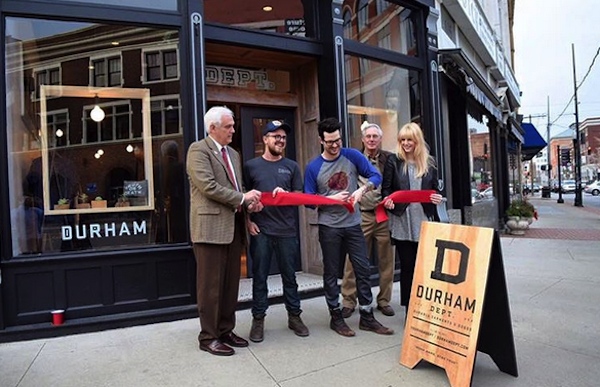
top-left (438, 48), bottom-right (522, 230)
top-left (0, 0), bottom-right (443, 340)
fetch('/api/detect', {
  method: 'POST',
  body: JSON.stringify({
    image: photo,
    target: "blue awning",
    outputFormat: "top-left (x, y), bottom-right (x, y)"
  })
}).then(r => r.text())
top-left (521, 123), bottom-right (547, 160)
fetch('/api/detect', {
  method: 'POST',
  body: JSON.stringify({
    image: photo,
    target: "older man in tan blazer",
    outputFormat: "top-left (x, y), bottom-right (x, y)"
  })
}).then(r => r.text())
top-left (187, 106), bottom-right (261, 356)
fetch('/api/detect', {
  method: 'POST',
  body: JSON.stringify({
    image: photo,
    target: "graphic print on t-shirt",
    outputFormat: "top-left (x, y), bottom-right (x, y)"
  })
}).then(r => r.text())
top-left (328, 171), bottom-right (349, 190)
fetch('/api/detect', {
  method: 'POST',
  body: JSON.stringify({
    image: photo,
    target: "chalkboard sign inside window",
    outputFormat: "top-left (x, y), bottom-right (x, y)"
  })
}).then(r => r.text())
top-left (124, 180), bottom-right (148, 197)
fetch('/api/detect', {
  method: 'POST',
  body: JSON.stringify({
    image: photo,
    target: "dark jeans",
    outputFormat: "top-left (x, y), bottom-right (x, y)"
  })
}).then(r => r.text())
top-left (393, 239), bottom-right (418, 307)
top-left (318, 224), bottom-right (373, 310)
top-left (250, 233), bottom-right (302, 317)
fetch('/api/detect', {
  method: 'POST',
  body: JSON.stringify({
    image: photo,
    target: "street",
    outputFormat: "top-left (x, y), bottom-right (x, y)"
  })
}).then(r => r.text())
top-left (537, 192), bottom-right (600, 210)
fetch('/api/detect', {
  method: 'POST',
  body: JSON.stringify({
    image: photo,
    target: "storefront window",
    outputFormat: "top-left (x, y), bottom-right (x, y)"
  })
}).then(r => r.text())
top-left (204, 1), bottom-right (310, 37)
top-left (345, 55), bottom-right (421, 151)
top-left (5, 18), bottom-right (186, 258)
top-left (342, 1), bottom-right (418, 56)
top-left (469, 115), bottom-right (494, 202)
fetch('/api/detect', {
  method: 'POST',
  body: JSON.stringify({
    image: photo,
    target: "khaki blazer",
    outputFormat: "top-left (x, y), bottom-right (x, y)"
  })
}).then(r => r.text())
top-left (186, 137), bottom-right (244, 244)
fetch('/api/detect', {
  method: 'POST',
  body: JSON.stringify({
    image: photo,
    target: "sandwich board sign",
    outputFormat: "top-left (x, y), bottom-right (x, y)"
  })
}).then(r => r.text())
top-left (400, 222), bottom-right (518, 387)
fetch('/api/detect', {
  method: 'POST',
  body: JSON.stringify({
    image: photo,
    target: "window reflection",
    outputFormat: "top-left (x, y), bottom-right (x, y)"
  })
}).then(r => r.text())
top-left (345, 55), bottom-right (421, 151)
top-left (51, 0), bottom-right (177, 11)
top-left (469, 115), bottom-right (493, 202)
top-left (342, 1), bottom-right (418, 56)
top-left (5, 17), bottom-right (185, 258)
top-left (204, 1), bottom-right (310, 37)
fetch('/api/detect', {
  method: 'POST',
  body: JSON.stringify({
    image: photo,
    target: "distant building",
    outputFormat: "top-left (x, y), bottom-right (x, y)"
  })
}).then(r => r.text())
top-left (580, 117), bottom-right (600, 181)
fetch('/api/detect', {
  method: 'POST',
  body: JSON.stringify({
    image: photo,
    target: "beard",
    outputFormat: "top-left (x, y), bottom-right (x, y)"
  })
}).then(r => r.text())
top-left (267, 143), bottom-right (284, 156)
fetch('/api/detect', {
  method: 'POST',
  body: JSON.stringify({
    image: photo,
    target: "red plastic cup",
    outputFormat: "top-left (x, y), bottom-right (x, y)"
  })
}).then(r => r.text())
top-left (51, 310), bottom-right (65, 326)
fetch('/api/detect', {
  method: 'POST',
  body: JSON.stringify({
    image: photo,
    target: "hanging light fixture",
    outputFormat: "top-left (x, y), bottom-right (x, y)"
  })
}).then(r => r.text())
top-left (90, 95), bottom-right (105, 122)
top-left (55, 128), bottom-right (64, 138)
top-left (126, 144), bottom-right (134, 153)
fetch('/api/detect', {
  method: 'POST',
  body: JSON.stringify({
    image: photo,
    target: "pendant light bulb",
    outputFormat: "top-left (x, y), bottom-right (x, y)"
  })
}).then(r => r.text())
top-left (91, 95), bottom-right (105, 122)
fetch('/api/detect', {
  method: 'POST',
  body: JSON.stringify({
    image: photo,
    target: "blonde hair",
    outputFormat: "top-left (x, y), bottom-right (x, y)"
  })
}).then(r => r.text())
top-left (395, 122), bottom-right (435, 178)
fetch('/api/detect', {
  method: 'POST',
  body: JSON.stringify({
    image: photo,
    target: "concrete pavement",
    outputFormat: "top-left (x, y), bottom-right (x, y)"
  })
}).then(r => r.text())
top-left (1, 196), bottom-right (599, 387)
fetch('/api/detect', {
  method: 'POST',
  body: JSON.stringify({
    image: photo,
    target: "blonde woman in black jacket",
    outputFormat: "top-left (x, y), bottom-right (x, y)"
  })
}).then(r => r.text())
top-left (381, 122), bottom-right (443, 314)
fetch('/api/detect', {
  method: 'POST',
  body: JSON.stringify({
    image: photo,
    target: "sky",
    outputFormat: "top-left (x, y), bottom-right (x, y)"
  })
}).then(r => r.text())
top-left (513, 0), bottom-right (600, 140)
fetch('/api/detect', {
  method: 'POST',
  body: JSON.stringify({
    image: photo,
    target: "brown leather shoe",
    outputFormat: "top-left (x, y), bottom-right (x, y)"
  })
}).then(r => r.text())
top-left (330, 308), bottom-right (355, 337)
top-left (288, 313), bottom-right (309, 337)
top-left (220, 331), bottom-right (249, 348)
top-left (377, 304), bottom-right (396, 316)
top-left (359, 309), bottom-right (394, 335)
top-left (199, 339), bottom-right (234, 356)
top-left (341, 306), bottom-right (355, 319)
top-left (249, 317), bottom-right (264, 343)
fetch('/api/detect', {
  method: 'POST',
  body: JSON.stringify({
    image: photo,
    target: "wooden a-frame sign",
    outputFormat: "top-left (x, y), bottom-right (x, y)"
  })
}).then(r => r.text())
top-left (400, 222), bottom-right (518, 387)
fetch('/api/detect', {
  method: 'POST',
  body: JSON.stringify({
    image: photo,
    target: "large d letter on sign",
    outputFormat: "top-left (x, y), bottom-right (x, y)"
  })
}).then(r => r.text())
top-left (431, 240), bottom-right (470, 284)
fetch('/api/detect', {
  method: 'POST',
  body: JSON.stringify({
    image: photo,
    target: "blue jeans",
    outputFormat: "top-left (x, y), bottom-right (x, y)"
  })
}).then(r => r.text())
top-left (318, 224), bottom-right (373, 310)
top-left (250, 233), bottom-right (302, 317)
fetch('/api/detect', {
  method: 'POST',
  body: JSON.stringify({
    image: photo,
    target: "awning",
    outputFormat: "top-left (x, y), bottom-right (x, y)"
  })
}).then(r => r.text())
top-left (440, 49), bottom-right (503, 122)
top-left (521, 122), bottom-right (547, 160)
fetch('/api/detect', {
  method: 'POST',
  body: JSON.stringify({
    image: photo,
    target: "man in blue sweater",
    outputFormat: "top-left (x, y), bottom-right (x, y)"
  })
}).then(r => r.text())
top-left (304, 117), bottom-right (393, 337)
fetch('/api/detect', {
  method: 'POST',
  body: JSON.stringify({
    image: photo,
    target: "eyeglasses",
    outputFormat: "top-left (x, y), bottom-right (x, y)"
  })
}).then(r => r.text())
top-left (266, 134), bottom-right (287, 141)
top-left (323, 137), bottom-right (342, 146)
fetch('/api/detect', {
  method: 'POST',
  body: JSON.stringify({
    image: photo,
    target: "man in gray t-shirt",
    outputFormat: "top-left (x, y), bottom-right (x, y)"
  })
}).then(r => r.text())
top-left (304, 117), bottom-right (393, 338)
top-left (243, 120), bottom-right (309, 343)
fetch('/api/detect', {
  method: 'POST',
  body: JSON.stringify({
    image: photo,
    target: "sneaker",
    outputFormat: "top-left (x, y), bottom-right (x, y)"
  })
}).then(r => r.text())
top-left (359, 309), bottom-right (394, 335)
top-left (288, 313), bottom-right (309, 337)
top-left (329, 308), bottom-right (355, 337)
top-left (341, 306), bottom-right (355, 319)
top-left (377, 304), bottom-right (395, 316)
top-left (249, 316), bottom-right (264, 343)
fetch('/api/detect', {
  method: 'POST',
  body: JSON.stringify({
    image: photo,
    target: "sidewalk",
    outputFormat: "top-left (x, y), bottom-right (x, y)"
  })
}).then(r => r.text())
top-left (507, 194), bottom-right (600, 239)
top-left (2, 198), bottom-right (600, 387)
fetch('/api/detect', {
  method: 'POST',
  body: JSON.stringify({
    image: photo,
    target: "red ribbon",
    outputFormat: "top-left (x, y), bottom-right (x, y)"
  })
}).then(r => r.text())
top-left (259, 192), bottom-right (355, 213)
top-left (375, 190), bottom-right (436, 223)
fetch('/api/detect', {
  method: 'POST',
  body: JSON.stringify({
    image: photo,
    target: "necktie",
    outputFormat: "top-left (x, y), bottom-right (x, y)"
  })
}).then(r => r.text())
top-left (221, 147), bottom-right (239, 191)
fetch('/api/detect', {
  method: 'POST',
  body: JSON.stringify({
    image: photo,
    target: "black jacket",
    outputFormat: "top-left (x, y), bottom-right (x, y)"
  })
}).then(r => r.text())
top-left (381, 153), bottom-right (439, 221)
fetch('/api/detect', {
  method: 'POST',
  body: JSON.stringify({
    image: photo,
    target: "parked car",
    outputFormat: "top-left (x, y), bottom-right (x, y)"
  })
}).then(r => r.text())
top-left (561, 180), bottom-right (576, 193)
top-left (584, 180), bottom-right (600, 196)
top-left (479, 187), bottom-right (494, 199)
top-left (523, 183), bottom-right (541, 195)
top-left (471, 188), bottom-right (479, 202)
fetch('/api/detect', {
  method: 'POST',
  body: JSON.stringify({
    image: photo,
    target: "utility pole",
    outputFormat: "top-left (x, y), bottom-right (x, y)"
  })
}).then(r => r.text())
top-left (572, 43), bottom-right (583, 207)
top-left (557, 145), bottom-right (564, 204)
top-left (546, 96), bottom-right (552, 191)
top-left (524, 113), bottom-right (546, 123)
